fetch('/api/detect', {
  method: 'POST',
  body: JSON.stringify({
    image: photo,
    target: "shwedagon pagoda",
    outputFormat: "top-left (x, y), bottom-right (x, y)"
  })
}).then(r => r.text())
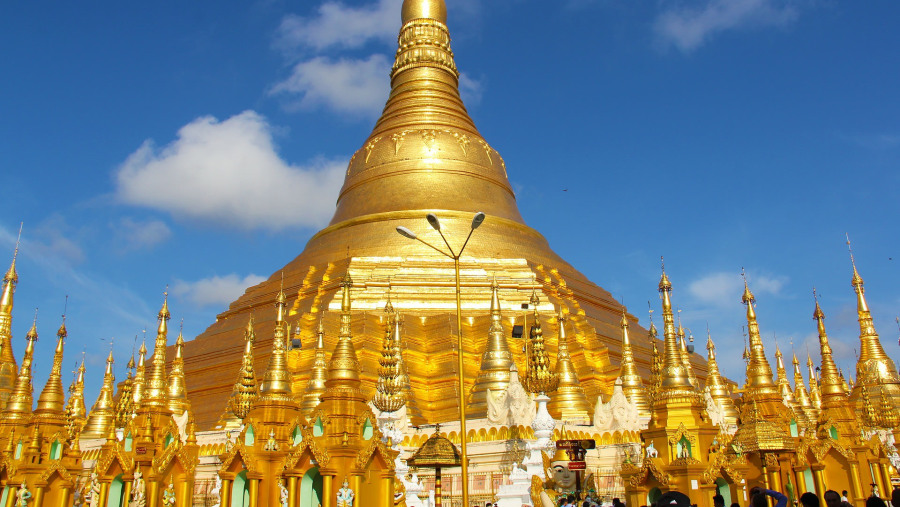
top-left (0, 0), bottom-right (897, 506)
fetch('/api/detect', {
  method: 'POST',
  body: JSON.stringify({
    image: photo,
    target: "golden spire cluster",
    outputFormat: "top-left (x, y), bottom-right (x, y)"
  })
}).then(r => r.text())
top-left (521, 290), bottom-right (559, 395)
top-left (258, 278), bottom-right (296, 402)
top-left (373, 296), bottom-right (406, 413)
top-left (227, 315), bottom-right (259, 420)
top-left (548, 308), bottom-right (591, 420)
top-left (468, 279), bottom-right (514, 415)
top-left (300, 318), bottom-right (327, 414)
top-left (704, 330), bottom-right (739, 425)
top-left (617, 308), bottom-right (650, 419)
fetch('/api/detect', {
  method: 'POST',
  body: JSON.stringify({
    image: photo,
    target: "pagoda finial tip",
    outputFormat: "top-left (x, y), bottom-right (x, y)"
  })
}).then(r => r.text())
top-left (401, 0), bottom-right (447, 24)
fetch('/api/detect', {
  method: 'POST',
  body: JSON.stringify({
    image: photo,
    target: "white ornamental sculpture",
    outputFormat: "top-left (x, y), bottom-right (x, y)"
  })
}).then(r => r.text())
top-left (486, 388), bottom-right (509, 425)
top-left (496, 463), bottom-right (534, 507)
top-left (592, 378), bottom-right (641, 433)
top-left (507, 365), bottom-right (536, 427)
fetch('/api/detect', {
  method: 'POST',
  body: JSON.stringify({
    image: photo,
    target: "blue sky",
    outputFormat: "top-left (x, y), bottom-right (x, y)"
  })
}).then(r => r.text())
top-left (1, 0), bottom-right (898, 406)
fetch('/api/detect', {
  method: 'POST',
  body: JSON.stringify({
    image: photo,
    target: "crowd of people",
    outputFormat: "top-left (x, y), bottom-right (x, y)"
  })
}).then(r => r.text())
top-left (648, 486), bottom-right (900, 507)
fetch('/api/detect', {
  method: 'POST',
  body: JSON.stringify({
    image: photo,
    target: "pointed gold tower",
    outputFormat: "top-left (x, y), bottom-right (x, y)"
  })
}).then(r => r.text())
top-left (813, 295), bottom-right (848, 408)
top-left (65, 357), bottom-right (86, 441)
top-left (652, 266), bottom-right (702, 413)
top-left (618, 308), bottom-right (650, 419)
top-left (676, 318), bottom-right (698, 389)
top-left (299, 318), bottom-right (326, 415)
top-left (167, 326), bottom-right (191, 416)
top-left (774, 345), bottom-right (797, 406)
top-left (257, 283), bottom-right (296, 404)
top-left (132, 340), bottom-right (147, 413)
top-left (81, 349), bottom-right (116, 439)
top-left (704, 332), bottom-right (739, 426)
top-left (845, 241), bottom-right (900, 420)
top-left (0, 231), bottom-right (21, 409)
top-left (220, 315), bottom-right (259, 425)
top-left (373, 301), bottom-right (406, 414)
top-left (182, 0), bottom-right (653, 429)
top-left (467, 280), bottom-right (514, 416)
top-left (3, 315), bottom-right (38, 424)
top-left (115, 355), bottom-right (135, 428)
top-left (143, 294), bottom-right (172, 411)
top-left (33, 318), bottom-right (68, 426)
top-left (548, 309), bottom-right (592, 421)
top-left (806, 354), bottom-right (822, 411)
top-left (791, 353), bottom-right (815, 423)
top-left (648, 320), bottom-right (661, 406)
top-left (740, 277), bottom-right (779, 401)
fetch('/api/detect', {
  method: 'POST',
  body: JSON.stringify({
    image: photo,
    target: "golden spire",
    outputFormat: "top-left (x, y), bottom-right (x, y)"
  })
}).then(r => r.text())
top-left (676, 314), bottom-right (698, 388)
top-left (548, 308), bottom-right (591, 421)
top-left (258, 278), bottom-right (296, 401)
top-left (741, 272), bottom-right (778, 397)
top-left (227, 315), bottom-right (259, 420)
top-left (813, 293), bottom-right (848, 407)
top-left (81, 348), bottom-right (116, 439)
top-left (774, 345), bottom-right (796, 406)
top-left (705, 330), bottom-right (739, 425)
top-left (325, 273), bottom-right (361, 389)
top-left (521, 290), bottom-right (558, 395)
top-left (65, 356), bottom-right (86, 441)
top-left (167, 322), bottom-right (190, 416)
top-left (142, 292), bottom-right (172, 410)
top-left (131, 340), bottom-right (147, 413)
top-left (792, 352), bottom-right (815, 421)
top-left (4, 311), bottom-right (38, 421)
top-left (114, 354), bottom-right (134, 428)
top-left (806, 353), bottom-right (822, 410)
top-left (467, 279), bottom-right (514, 416)
top-left (0, 225), bottom-right (21, 405)
top-left (300, 317), bottom-right (327, 414)
top-left (373, 305), bottom-right (406, 413)
top-left (331, 0), bottom-right (524, 227)
top-left (617, 308), bottom-right (649, 418)
top-left (845, 236), bottom-right (900, 403)
top-left (648, 313), bottom-right (661, 404)
top-left (34, 315), bottom-right (68, 421)
top-left (656, 260), bottom-right (693, 395)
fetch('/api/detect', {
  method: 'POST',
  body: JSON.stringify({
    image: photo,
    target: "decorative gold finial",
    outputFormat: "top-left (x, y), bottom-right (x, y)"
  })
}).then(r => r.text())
top-left (705, 330), bottom-right (739, 425)
top-left (35, 310), bottom-right (69, 421)
top-left (143, 292), bottom-right (172, 409)
top-left (374, 306), bottom-right (406, 413)
top-left (618, 306), bottom-right (650, 418)
top-left (81, 347), bottom-right (116, 439)
top-left (548, 306), bottom-right (591, 420)
top-left (300, 315), bottom-right (328, 414)
top-left (740, 271), bottom-right (778, 396)
top-left (520, 291), bottom-right (558, 395)
top-left (167, 319), bottom-right (190, 416)
top-left (227, 315), bottom-right (259, 420)
top-left (326, 276), bottom-right (361, 389)
top-left (467, 277), bottom-right (514, 416)
top-left (656, 261), bottom-right (694, 395)
top-left (5, 310), bottom-right (38, 421)
top-left (65, 356), bottom-right (86, 441)
top-left (401, 0), bottom-right (447, 24)
top-left (131, 340), bottom-right (147, 414)
top-left (258, 281), bottom-right (296, 400)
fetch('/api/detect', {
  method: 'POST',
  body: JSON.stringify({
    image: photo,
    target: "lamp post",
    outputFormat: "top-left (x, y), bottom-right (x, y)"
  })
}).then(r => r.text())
top-left (396, 211), bottom-right (485, 506)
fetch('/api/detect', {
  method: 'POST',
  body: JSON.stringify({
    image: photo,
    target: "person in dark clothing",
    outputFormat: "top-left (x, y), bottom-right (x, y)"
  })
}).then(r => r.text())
top-left (825, 490), bottom-right (842, 507)
top-left (800, 492), bottom-right (820, 507)
top-left (750, 487), bottom-right (789, 507)
top-left (713, 495), bottom-right (725, 507)
top-left (891, 488), bottom-right (900, 507)
top-left (657, 491), bottom-right (692, 507)
top-left (866, 497), bottom-right (886, 507)
top-left (731, 503), bottom-right (741, 507)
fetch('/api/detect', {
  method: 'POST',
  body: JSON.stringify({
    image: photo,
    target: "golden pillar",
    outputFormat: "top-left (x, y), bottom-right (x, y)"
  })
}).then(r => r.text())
top-left (220, 479), bottom-right (232, 507)
top-left (31, 486), bottom-right (44, 507)
top-left (351, 474), bottom-right (361, 503)
top-left (322, 475), bottom-right (334, 507)
top-left (879, 463), bottom-right (892, 498)
top-left (812, 467), bottom-right (827, 507)
top-left (98, 482), bottom-right (110, 507)
top-left (380, 473), bottom-right (394, 507)
top-left (794, 468), bottom-right (807, 495)
top-left (434, 468), bottom-right (442, 507)
top-left (3, 486), bottom-right (16, 507)
top-left (147, 480), bottom-right (160, 507)
top-left (849, 462), bottom-right (864, 501)
top-left (867, 461), bottom-right (885, 499)
top-left (57, 487), bottom-right (70, 507)
top-left (121, 480), bottom-right (132, 506)
top-left (178, 478), bottom-right (192, 506)
top-left (248, 478), bottom-right (259, 507)
top-left (287, 476), bottom-right (297, 507)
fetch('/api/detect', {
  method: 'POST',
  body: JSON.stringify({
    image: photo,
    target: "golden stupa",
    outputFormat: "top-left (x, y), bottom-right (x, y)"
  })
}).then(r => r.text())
top-left (179, 0), bottom-right (706, 431)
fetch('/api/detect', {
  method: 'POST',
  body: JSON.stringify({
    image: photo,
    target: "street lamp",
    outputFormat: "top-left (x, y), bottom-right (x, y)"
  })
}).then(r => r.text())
top-left (395, 211), bottom-right (485, 506)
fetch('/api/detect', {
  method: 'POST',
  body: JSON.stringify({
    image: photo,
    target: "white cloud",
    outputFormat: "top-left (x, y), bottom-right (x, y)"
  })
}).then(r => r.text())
top-left (275, 0), bottom-right (402, 53)
top-left (113, 217), bottom-right (171, 251)
top-left (459, 73), bottom-right (484, 107)
top-left (172, 274), bottom-right (266, 308)
top-left (655, 0), bottom-right (800, 52)
top-left (115, 111), bottom-right (346, 230)
top-left (688, 271), bottom-right (787, 307)
top-left (270, 55), bottom-right (391, 118)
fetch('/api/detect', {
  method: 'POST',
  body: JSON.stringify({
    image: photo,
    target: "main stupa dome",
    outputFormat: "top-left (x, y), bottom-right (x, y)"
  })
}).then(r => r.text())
top-left (180, 0), bottom-right (708, 430)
